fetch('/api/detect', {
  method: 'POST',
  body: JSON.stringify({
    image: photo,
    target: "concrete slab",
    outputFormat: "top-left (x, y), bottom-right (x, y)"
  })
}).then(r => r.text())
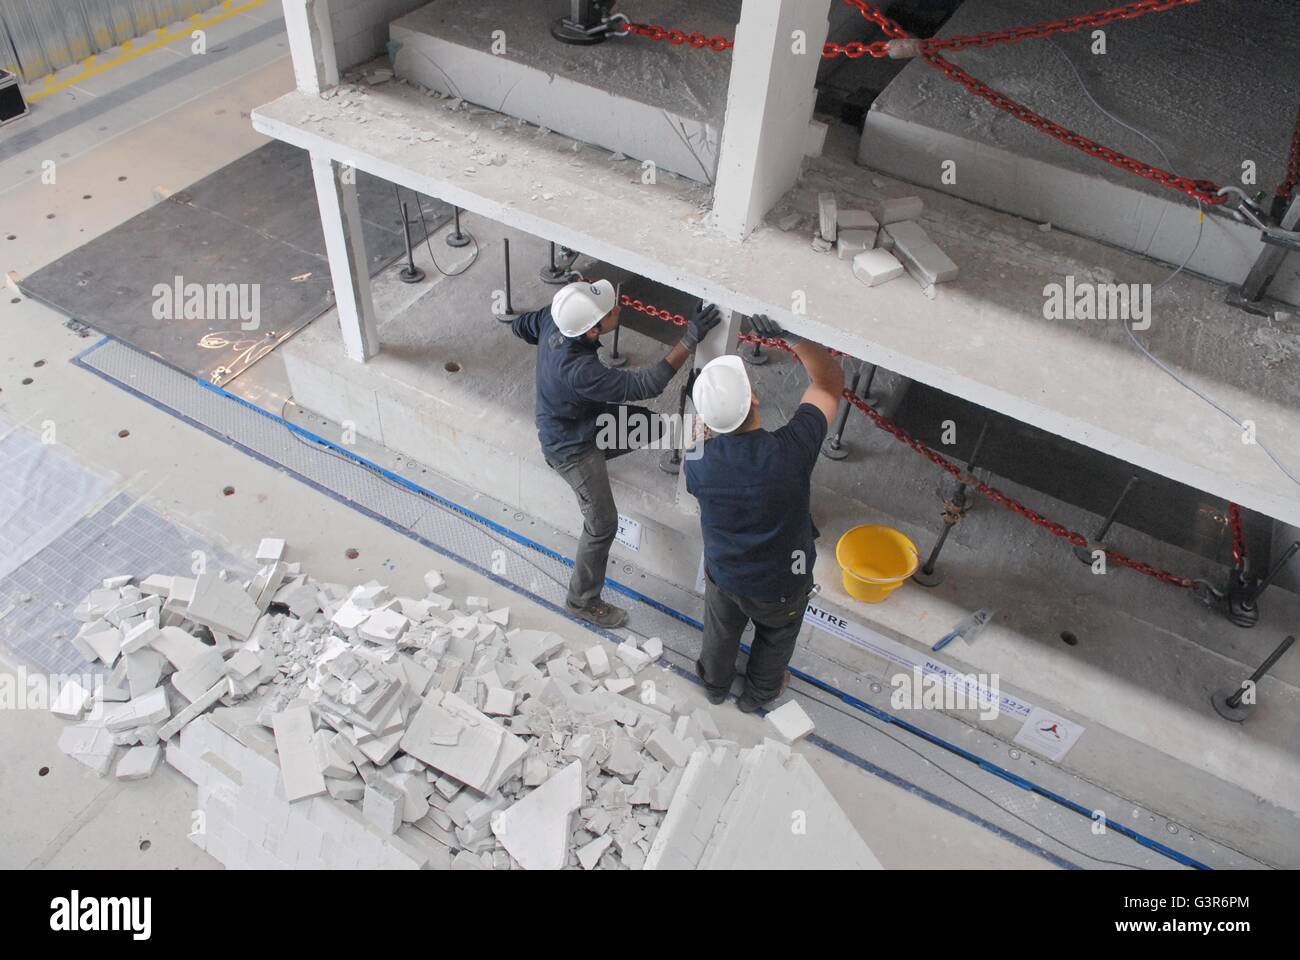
top-left (391, 0), bottom-right (737, 183)
top-left (859, 0), bottom-right (1300, 305)
top-left (252, 80), bottom-right (1300, 526)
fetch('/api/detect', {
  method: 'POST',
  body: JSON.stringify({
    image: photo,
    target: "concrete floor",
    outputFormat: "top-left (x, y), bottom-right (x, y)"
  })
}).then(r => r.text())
top-left (0, 12), bottom-right (1051, 870)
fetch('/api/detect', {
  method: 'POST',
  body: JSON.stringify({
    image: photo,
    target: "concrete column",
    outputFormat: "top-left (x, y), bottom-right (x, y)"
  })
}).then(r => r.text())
top-left (284, 0), bottom-right (339, 95)
top-left (711, 0), bottom-right (831, 240)
top-left (309, 151), bottom-right (379, 362)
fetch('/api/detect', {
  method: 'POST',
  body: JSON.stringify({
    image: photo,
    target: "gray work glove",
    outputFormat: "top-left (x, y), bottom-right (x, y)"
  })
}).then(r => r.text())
top-left (680, 302), bottom-right (722, 350)
top-left (750, 313), bottom-right (801, 345)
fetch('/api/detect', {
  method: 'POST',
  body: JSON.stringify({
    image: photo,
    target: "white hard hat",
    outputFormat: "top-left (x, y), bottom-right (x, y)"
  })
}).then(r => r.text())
top-left (692, 355), bottom-right (753, 434)
top-left (551, 279), bottom-right (617, 337)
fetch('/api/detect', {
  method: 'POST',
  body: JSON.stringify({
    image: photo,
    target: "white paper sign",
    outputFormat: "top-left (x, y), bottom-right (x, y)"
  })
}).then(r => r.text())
top-left (615, 514), bottom-right (642, 551)
top-left (1013, 706), bottom-right (1086, 762)
top-left (803, 601), bottom-right (1035, 721)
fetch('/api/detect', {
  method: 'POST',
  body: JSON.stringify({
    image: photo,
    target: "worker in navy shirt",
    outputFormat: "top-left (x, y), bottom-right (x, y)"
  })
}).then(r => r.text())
top-left (686, 316), bottom-right (843, 711)
top-left (511, 279), bottom-right (721, 628)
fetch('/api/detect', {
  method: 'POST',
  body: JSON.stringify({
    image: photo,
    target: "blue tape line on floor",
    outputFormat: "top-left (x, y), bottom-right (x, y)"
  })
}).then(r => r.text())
top-left (73, 336), bottom-right (1212, 870)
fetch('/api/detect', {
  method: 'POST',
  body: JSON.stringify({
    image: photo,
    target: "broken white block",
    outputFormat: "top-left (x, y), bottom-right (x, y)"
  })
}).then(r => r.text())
top-left (51, 679), bottom-right (94, 719)
top-left (186, 573), bottom-right (261, 641)
top-left (605, 677), bottom-right (636, 695)
top-left (148, 625), bottom-right (208, 670)
top-left (171, 647), bottom-right (228, 703)
top-left (835, 226), bottom-right (875, 260)
top-left (644, 728), bottom-right (692, 768)
top-left (423, 569), bottom-right (445, 593)
top-left (852, 248), bottom-right (905, 287)
top-left (585, 644), bottom-right (611, 677)
top-left (615, 641), bottom-right (651, 673)
top-left (272, 704), bottom-right (327, 802)
top-left (59, 722), bottom-right (117, 775)
top-left (105, 686), bottom-right (170, 732)
top-left (491, 760), bottom-right (583, 870)
top-left (125, 649), bottom-right (165, 698)
top-left (363, 780), bottom-right (404, 834)
top-left (359, 607), bottom-right (409, 643)
top-left (157, 679), bottom-right (226, 740)
top-left (115, 744), bottom-right (162, 780)
top-left (642, 637), bottom-right (663, 662)
top-left (255, 537), bottom-right (286, 562)
top-left (818, 191), bottom-right (838, 242)
top-left (765, 700), bottom-right (815, 743)
top-left (883, 220), bottom-right (958, 285)
top-left (878, 195), bottom-right (924, 224)
top-left (577, 834), bottom-right (613, 870)
top-left (482, 687), bottom-right (516, 717)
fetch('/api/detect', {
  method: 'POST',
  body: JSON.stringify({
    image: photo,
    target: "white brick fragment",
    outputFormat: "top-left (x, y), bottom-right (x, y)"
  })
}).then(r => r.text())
top-left (491, 760), bottom-right (583, 870)
top-left (852, 248), bottom-right (905, 286)
top-left (878, 195), bottom-right (924, 224)
top-left (272, 704), bottom-right (327, 802)
top-left (818, 191), bottom-right (837, 242)
top-left (255, 537), bottom-right (286, 562)
top-left (882, 220), bottom-right (958, 285)
top-left (584, 644), bottom-right (611, 677)
top-left (115, 744), bottom-right (162, 780)
top-left (51, 679), bottom-right (93, 719)
top-left (765, 700), bottom-right (815, 743)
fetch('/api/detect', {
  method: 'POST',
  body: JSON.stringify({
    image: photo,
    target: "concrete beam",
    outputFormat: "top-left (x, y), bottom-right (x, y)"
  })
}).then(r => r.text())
top-left (284, 0), bottom-right (340, 96)
top-left (712, 0), bottom-right (831, 240)
top-left (251, 88), bottom-right (1300, 526)
top-left (309, 151), bottom-right (379, 362)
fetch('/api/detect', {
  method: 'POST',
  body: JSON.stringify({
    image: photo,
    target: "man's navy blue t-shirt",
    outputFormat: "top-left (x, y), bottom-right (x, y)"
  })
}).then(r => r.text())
top-left (685, 403), bottom-right (827, 601)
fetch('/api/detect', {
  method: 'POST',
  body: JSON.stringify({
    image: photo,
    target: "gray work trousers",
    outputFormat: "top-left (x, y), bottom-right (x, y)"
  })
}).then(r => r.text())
top-left (547, 405), bottom-right (655, 609)
top-left (697, 570), bottom-right (813, 704)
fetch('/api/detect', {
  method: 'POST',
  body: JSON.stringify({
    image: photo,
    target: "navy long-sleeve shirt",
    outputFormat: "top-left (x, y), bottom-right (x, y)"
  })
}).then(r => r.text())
top-left (511, 306), bottom-right (676, 464)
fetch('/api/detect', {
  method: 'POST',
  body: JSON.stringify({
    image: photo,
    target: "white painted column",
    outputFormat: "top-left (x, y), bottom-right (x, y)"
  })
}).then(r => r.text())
top-left (283, 0), bottom-right (339, 95)
top-left (711, 0), bottom-right (831, 240)
top-left (309, 151), bottom-right (379, 362)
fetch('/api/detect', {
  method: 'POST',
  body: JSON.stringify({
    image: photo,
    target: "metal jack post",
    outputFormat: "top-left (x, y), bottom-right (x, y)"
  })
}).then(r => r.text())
top-left (552, 1), bottom-right (623, 45)
top-left (1074, 475), bottom-right (1139, 564)
top-left (1225, 539), bottom-right (1300, 628)
top-left (1223, 191), bottom-right (1300, 315)
top-left (913, 420), bottom-right (990, 588)
top-left (660, 369), bottom-right (699, 475)
top-left (539, 242), bottom-right (573, 284)
top-left (397, 202), bottom-right (426, 284)
top-left (1212, 634), bottom-right (1295, 722)
top-left (600, 282), bottom-right (627, 367)
top-left (446, 206), bottom-right (470, 248)
top-left (502, 238), bottom-right (515, 316)
top-left (742, 339), bottom-right (769, 366)
top-left (822, 363), bottom-right (876, 461)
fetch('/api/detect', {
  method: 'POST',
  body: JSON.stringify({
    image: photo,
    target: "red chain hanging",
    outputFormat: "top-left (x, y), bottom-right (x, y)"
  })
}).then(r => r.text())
top-left (625, 0), bottom-right (1229, 205)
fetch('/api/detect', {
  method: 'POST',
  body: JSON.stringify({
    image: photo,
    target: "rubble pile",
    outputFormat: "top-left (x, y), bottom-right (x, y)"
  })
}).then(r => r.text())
top-left (49, 539), bottom-right (872, 870)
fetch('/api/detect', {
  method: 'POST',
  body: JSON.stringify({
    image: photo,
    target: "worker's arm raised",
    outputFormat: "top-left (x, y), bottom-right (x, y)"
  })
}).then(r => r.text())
top-left (751, 315), bottom-right (844, 428)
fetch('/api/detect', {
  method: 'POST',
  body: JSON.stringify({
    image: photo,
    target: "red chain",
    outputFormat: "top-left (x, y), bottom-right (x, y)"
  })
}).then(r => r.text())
top-left (923, 51), bottom-right (1225, 204)
top-left (624, 23), bottom-right (733, 52)
top-left (920, 0), bottom-right (1203, 54)
top-left (725, 331), bottom-right (1193, 588)
top-left (629, 0), bottom-right (1225, 205)
top-left (1228, 501), bottom-right (1247, 568)
top-left (1281, 106), bottom-right (1300, 199)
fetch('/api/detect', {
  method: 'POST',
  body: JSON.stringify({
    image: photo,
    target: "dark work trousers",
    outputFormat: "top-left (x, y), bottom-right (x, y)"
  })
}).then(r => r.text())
top-left (698, 570), bottom-right (813, 704)
top-left (547, 405), bottom-right (656, 609)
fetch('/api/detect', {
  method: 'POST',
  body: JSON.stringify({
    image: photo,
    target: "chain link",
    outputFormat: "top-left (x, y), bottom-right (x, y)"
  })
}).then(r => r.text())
top-left (629, 0), bottom-right (1225, 204)
top-left (726, 332), bottom-right (1195, 588)
top-left (1228, 501), bottom-right (1247, 568)
top-left (1281, 107), bottom-right (1300, 199)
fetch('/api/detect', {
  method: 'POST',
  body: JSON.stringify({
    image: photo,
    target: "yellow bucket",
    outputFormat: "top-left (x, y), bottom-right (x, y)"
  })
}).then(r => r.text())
top-left (836, 525), bottom-right (920, 603)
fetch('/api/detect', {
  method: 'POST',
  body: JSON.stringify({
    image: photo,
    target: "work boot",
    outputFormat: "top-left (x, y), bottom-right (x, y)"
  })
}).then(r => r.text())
top-left (566, 597), bottom-right (629, 629)
top-left (694, 660), bottom-right (727, 705)
top-left (736, 670), bottom-right (790, 714)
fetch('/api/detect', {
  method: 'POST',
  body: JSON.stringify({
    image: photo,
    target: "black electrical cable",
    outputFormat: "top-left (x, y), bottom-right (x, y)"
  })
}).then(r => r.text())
top-left (393, 184), bottom-right (479, 278)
